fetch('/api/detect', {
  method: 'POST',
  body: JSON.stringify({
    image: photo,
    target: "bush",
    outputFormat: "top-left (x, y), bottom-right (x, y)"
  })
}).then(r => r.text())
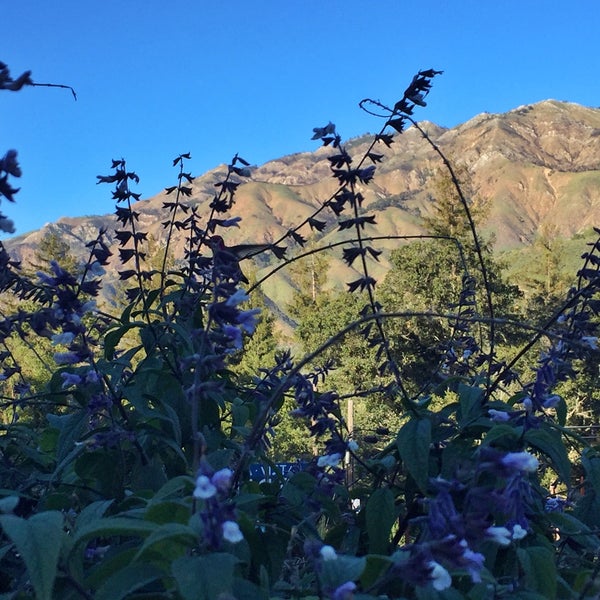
top-left (1, 62), bottom-right (600, 599)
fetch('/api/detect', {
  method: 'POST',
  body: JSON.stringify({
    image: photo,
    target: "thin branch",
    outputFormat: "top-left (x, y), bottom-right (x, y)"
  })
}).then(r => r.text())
top-left (30, 81), bottom-right (77, 101)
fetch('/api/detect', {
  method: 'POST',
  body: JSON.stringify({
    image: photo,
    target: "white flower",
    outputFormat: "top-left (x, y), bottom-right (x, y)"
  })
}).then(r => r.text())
top-left (211, 468), bottom-right (233, 492)
top-left (51, 332), bottom-right (76, 346)
top-left (193, 475), bottom-right (216, 499)
top-left (511, 524), bottom-right (528, 540)
top-left (319, 545), bottom-right (337, 561)
top-left (488, 409), bottom-right (510, 423)
top-left (225, 289), bottom-right (250, 307)
top-left (486, 526), bottom-right (512, 546)
top-left (317, 453), bottom-right (342, 468)
top-left (88, 261), bottom-right (105, 276)
top-left (501, 451), bottom-right (539, 473)
top-left (428, 561), bottom-right (452, 591)
top-left (543, 395), bottom-right (561, 409)
top-left (222, 520), bottom-right (243, 543)
top-left (238, 308), bottom-right (261, 334)
top-left (581, 336), bottom-right (598, 350)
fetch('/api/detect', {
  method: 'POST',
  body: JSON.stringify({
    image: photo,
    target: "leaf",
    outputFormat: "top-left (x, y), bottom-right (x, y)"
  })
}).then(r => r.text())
top-left (365, 488), bottom-right (396, 554)
top-left (95, 563), bottom-right (162, 600)
top-left (360, 554), bottom-right (394, 589)
top-left (47, 410), bottom-right (88, 465)
top-left (103, 324), bottom-right (137, 360)
top-left (388, 118), bottom-right (406, 133)
top-left (581, 448), bottom-right (600, 495)
top-left (525, 426), bottom-right (571, 483)
top-left (319, 554), bottom-right (366, 591)
top-left (482, 424), bottom-right (521, 449)
top-left (0, 511), bottom-right (63, 600)
top-left (172, 553), bottom-right (239, 600)
top-left (0, 496), bottom-right (19, 514)
top-left (75, 499), bottom-right (114, 531)
top-left (68, 516), bottom-right (157, 559)
top-left (517, 546), bottom-right (556, 598)
top-left (457, 383), bottom-right (484, 425)
top-left (397, 417), bottom-right (431, 492)
top-left (132, 522), bottom-right (197, 561)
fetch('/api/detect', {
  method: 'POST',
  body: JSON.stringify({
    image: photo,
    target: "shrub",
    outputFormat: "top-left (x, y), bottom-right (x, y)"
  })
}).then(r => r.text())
top-left (1, 62), bottom-right (600, 599)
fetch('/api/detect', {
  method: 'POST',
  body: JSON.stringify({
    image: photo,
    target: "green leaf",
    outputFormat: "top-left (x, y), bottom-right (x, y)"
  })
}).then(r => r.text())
top-left (103, 325), bottom-right (130, 360)
top-left (365, 488), bottom-right (396, 554)
top-left (74, 451), bottom-right (123, 497)
top-left (397, 417), bottom-right (431, 492)
top-left (132, 522), bottom-right (197, 561)
top-left (172, 553), bottom-right (239, 600)
top-left (525, 426), bottom-right (571, 483)
top-left (47, 410), bottom-right (88, 465)
top-left (482, 424), bottom-right (521, 448)
top-left (517, 546), bottom-right (556, 598)
top-left (319, 554), bottom-right (366, 591)
top-left (547, 511), bottom-right (597, 548)
top-left (581, 449), bottom-right (600, 494)
top-left (555, 396), bottom-right (567, 426)
top-left (145, 500), bottom-right (190, 525)
top-left (0, 511), bottom-right (64, 600)
top-left (74, 499), bottom-right (114, 531)
top-left (95, 562), bottom-right (163, 600)
top-left (0, 496), bottom-right (19, 514)
top-left (360, 554), bottom-right (394, 589)
top-left (150, 475), bottom-right (194, 503)
top-left (68, 516), bottom-right (157, 559)
top-left (457, 383), bottom-right (484, 425)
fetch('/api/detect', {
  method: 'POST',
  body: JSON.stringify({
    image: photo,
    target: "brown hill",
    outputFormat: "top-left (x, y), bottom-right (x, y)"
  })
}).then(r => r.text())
top-left (5, 100), bottom-right (600, 309)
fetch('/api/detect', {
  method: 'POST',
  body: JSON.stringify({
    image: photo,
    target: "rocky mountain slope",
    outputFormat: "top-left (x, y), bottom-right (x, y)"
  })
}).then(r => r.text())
top-left (5, 100), bottom-right (600, 309)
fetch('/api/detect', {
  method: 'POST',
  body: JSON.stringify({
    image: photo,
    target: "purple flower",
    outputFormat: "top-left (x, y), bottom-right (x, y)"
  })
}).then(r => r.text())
top-left (0, 150), bottom-right (21, 177)
top-left (459, 543), bottom-right (485, 583)
top-left (52, 332), bottom-right (76, 346)
top-left (545, 497), bottom-right (566, 513)
top-left (60, 372), bottom-right (82, 389)
top-left (331, 581), bottom-right (356, 600)
top-left (542, 395), bottom-right (561, 409)
top-left (225, 289), bottom-right (250, 307)
top-left (237, 308), bottom-right (261, 334)
top-left (223, 324), bottom-right (243, 350)
top-left (0, 217), bottom-right (15, 234)
top-left (85, 369), bottom-right (100, 384)
top-left (488, 409), bottom-right (510, 422)
top-left (54, 351), bottom-right (81, 365)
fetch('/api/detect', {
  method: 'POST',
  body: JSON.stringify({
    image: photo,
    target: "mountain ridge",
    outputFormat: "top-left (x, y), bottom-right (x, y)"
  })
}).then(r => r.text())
top-left (5, 100), bottom-right (600, 308)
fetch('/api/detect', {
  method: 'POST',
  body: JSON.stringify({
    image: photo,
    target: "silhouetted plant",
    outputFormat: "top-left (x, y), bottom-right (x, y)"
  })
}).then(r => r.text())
top-left (1, 61), bottom-right (600, 599)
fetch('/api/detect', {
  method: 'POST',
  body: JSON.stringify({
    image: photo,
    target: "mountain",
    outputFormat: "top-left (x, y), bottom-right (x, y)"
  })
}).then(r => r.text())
top-left (5, 100), bottom-right (600, 310)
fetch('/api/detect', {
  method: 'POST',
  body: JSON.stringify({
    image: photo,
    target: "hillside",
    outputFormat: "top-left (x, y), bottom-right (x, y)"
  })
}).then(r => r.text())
top-left (5, 100), bottom-right (600, 309)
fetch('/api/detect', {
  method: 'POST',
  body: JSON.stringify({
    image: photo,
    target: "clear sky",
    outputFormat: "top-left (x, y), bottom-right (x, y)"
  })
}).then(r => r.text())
top-left (2, 0), bottom-right (600, 237)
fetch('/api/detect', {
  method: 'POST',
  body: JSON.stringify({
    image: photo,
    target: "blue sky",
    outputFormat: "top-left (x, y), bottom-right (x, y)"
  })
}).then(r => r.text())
top-left (2, 0), bottom-right (600, 236)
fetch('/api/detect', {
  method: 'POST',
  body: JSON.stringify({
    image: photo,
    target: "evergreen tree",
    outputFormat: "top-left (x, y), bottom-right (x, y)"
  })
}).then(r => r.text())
top-left (287, 244), bottom-right (329, 322)
top-left (378, 168), bottom-right (522, 393)
top-left (29, 229), bottom-right (81, 275)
